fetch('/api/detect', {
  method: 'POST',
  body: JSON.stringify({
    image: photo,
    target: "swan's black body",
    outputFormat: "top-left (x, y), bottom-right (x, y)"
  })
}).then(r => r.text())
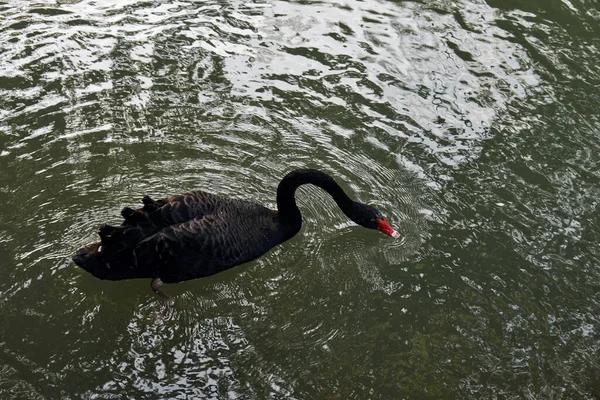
top-left (73, 169), bottom-right (398, 291)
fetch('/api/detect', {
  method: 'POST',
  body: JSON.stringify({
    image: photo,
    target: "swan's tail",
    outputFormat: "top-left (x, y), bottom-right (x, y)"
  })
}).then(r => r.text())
top-left (72, 207), bottom-right (158, 280)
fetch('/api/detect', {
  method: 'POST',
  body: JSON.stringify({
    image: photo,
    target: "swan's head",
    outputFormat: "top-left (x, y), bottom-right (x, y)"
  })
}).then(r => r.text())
top-left (351, 202), bottom-right (400, 238)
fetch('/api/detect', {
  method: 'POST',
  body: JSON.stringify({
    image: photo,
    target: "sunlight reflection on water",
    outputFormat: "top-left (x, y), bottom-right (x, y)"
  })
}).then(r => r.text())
top-left (1, 0), bottom-right (600, 398)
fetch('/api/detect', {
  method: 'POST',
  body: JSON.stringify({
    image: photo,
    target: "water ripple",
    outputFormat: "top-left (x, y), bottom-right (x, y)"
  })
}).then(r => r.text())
top-left (1, 0), bottom-right (600, 398)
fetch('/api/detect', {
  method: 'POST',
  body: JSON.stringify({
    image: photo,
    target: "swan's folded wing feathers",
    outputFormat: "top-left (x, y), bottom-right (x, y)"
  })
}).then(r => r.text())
top-left (133, 215), bottom-right (248, 282)
top-left (139, 191), bottom-right (254, 227)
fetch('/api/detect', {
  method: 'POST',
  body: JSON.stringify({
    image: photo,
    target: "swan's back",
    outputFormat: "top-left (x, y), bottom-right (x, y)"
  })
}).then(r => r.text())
top-left (140, 190), bottom-right (259, 226)
top-left (74, 191), bottom-right (290, 283)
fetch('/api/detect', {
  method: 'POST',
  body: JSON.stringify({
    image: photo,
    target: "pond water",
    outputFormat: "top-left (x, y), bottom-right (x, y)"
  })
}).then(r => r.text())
top-left (1, 0), bottom-right (599, 398)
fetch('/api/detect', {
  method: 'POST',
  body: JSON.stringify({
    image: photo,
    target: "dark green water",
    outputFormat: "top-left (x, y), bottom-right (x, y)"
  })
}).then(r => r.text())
top-left (1, 0), bottom-right (599, 398)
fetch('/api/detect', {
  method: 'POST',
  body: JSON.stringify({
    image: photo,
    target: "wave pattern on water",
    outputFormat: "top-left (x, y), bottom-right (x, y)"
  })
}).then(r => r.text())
top-left (1, 0), bottom-right (600, 398)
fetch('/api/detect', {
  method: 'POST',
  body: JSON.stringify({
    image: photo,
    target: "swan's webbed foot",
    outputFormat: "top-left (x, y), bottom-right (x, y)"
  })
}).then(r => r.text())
top-left (151, 277), bottom-right (174, 306)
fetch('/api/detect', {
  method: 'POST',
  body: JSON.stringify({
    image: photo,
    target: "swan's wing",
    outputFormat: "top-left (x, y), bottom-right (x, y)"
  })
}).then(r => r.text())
top-left (134, 191), bottom-right (259, 228)
top-left (134, 215), bottom-right (270, 282)
top-left (136, 191), bottom-right (220, 226)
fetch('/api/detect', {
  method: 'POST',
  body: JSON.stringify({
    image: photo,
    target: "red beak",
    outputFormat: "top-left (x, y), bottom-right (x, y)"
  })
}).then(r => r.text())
top-left (376, 219), bottom-right (400, 238)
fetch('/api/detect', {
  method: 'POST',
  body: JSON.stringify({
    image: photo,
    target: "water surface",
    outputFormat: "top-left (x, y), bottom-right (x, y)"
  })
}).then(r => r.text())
top-left (1, 0), bottom-right (599, 398)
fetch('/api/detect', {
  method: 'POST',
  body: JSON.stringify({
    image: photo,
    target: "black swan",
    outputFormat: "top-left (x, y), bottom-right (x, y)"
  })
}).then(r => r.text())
top-left (73, 169), bottom-right (400, 300)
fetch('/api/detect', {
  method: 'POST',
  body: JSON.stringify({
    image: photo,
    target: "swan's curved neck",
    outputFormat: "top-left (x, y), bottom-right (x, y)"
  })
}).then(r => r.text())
top-left (276, 169), bottom-right (354, 234)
